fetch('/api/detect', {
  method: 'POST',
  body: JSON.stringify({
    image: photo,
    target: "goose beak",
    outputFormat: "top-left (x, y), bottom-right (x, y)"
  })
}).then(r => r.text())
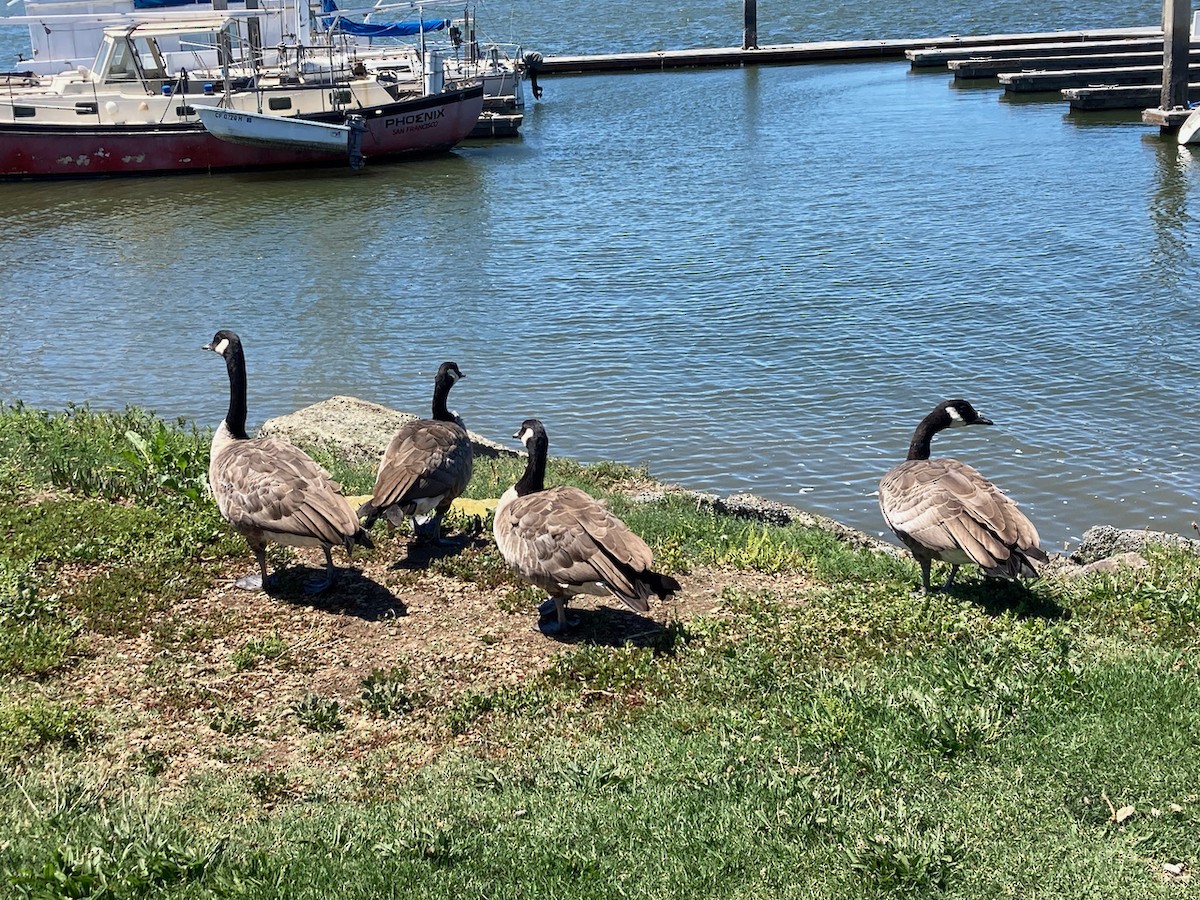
top-left (977, 416), bottom-right (994, 426)
top-left (201, 342), bottom-right (214, 351)
top-left (512, 429), bottom-right (521, 439)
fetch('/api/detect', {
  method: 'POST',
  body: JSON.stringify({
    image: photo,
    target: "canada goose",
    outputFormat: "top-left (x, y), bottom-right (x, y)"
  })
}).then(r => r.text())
top-left (878, 399), bottom-right (1048, 593)
top-left (203, 329), bottom-right (373, 593)
top-left (357, 361), bottom-right (473, 544)
top-left (493, 418), bottom-right (680, 634)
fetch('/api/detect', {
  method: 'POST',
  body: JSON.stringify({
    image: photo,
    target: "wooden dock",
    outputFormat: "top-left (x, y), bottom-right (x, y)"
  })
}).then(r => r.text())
top-left (537, 27), bottom-right (1160, 75)
top-left (998, 64), bottom-right (1197, 93)
top-left (950, 52), bottom-right (1170, 80)
top-left (1064, 82), bottom-right (1199, 110)
top-left (905, 35), bottom-right (1162, 69)
top-left (533, 23), bottom-right (1183, 120)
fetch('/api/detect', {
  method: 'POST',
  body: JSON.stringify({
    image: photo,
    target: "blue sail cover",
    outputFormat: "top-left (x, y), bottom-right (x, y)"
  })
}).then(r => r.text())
top-left (319, 0), bottom-right (449, 37)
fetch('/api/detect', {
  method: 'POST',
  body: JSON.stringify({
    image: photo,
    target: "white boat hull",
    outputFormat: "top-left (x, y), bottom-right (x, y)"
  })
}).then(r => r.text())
top-left (1179, 106), bottom-right (1200, 145)
top-left (197, 106), bottom-right (350, 153)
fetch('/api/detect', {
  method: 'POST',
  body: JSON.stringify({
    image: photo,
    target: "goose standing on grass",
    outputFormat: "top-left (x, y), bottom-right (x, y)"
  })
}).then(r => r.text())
top-left (493, 418), bottom-right (680, 634)
top-left (878, 399), bottom-right (1048, 594)
top-left (357, 361), bottom-right (473, 544)
top-left (203, 329), bottom-right (373, 594)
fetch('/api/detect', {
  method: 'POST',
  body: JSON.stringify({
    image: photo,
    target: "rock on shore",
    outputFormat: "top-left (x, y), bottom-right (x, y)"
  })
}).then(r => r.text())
top-left (259, 395), bottom-right (515, 465)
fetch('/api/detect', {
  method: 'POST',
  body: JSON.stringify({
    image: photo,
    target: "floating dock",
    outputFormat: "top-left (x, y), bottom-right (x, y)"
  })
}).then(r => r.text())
top-left (1064, 83), bottom-right (1198, 110)
top-left (538, 27), bottom-right (1160, 75)
top-left (999, 63), bottom-right (1197, 93)
top-left (950, 52), bottom-right (1171, 80)
top-left (535, 24), bottom-right (1178, 117)
top-left (906, 36), bottom-right (1164, 69)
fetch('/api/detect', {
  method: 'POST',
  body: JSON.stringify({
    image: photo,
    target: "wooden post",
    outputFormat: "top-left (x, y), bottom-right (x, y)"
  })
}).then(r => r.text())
top-left (1161, 0), bottom-right (1191, 109)
top-left (742, 0), bottom-right (757, 51)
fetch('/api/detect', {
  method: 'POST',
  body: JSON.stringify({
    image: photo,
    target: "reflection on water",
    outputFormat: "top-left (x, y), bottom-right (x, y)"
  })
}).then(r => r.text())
top-left (1148, 138), bottom-right (1197, 292)
top-left (1, 57), bottom-right (1199, 550)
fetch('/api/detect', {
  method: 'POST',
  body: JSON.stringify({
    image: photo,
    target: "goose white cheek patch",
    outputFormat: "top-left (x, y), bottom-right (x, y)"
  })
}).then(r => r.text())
top-left (212, 338), bottom-right (230, 355)
top-left (947, 406), bottom-right (966, 425)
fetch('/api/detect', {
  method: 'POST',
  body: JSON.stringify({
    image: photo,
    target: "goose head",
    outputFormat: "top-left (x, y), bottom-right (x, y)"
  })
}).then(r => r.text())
top-left (438, 361), bottom-right (465, 384)
top-left (905, 399), bottom-right (994, 461)
top-left (513, 418), bottom-right (545, 447)
top-left (938, 399), bottom-right (993, 429)
top-left (202, 329), bottom-right (242, 358)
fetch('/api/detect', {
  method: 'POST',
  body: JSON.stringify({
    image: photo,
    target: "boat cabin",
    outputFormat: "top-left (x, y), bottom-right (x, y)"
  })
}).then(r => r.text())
top-left (87, 18), bottom-right (244, 91)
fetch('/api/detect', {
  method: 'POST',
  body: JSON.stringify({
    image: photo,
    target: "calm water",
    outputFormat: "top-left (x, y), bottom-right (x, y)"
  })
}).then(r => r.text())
top-left (2, 2), bottom-right (1198, 551)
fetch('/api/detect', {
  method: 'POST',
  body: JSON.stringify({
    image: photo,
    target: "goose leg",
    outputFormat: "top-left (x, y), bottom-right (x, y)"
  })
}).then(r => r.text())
top-left (944, 564), bottom-right (960, 590)
top-left (917, 558), bottom-right (933, 595)
top-left (413, 511), bottom-right (458, 546)
top-left (538, 597), bottom-right (581, 635)
top-left (303, 546), bottom-right (337, 594)
top-left (235, 546), bottom-right (272, 592)
top-left (538, 596), bottom-right (564, 616)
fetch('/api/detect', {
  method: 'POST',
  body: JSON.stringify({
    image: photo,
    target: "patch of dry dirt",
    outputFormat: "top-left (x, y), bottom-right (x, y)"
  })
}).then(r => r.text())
top-left (61, 530), bottom-right (814, 793)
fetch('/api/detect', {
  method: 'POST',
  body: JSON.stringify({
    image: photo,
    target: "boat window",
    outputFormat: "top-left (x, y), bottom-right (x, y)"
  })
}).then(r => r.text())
top-left (91, 36), bottom-right (117, 79)
top-left (267, 96), bottom-right (292, 110)
top-left (132, 36), bottom-right (167, 81)
top-left (105, 39), bottom-right (136, 81)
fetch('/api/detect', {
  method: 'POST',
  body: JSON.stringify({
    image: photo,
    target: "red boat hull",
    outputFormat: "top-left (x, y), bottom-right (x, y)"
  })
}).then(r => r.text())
top-left (0, 84), bottom-right (484, 179)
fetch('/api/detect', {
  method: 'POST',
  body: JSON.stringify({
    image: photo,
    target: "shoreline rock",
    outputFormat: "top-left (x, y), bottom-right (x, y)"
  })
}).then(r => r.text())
top-left (259, 395), bottom-right (515, 464)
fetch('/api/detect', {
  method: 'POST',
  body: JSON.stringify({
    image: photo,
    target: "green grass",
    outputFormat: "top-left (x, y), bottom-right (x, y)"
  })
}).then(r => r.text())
top-left (232, 633), bottom-right (290, 672)
top-left (1, 404), bottom-right (1199, 898)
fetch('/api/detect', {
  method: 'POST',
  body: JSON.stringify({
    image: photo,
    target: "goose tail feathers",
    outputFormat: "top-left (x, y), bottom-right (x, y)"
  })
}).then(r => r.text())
top-left (642, 570), bottom-right (681, 601)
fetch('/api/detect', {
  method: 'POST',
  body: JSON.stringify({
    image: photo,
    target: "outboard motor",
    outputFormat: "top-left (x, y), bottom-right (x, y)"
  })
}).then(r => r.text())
top-left (522, 50), bottom-right (544, 99)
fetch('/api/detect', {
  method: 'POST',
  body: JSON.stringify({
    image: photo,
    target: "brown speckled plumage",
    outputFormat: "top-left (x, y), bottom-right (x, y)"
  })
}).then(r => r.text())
top-left (358, 362), bottom-right (473, 540)
top-left (204, 330), bottom-right (371, 593)
top-left (493, 419), bottom-right (679, 632)
top-left (878, 399), bottom-right (1047, 592)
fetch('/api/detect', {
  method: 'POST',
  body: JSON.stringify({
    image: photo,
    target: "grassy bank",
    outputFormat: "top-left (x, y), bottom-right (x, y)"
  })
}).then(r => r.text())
top-left (1, 402), bottom-right (1198, 898)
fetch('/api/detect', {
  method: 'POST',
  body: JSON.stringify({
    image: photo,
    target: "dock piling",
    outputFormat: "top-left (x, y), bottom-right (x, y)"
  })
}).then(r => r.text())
top-left (743, 0), bottom-right (758, 51)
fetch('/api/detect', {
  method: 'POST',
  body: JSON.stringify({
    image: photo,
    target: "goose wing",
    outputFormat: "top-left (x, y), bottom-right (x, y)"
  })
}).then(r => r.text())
top-left (367, 420), bottom-right (474, 510)
top-left (211, 436), bottom-right (360, 546)
top-left (496, 486), bottom-right (655, 611)
top-left (880, 458), bottom-right (1042, 569)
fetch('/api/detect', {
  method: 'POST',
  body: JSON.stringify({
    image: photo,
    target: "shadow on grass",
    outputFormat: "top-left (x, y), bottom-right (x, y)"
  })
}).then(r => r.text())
top-left (539, 605), bottom-right (682, 651)
top-left (264, 566), bottom-right (408, 621)
top-left (387, 534), bottom-right (486, 570)
top-left (950, 578), bottom-right (1070, 621)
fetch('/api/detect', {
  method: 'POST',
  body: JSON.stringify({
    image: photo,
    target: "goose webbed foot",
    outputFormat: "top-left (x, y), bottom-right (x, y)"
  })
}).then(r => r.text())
top-left (236, 548), bottom-right (275, 592)
top-left (538, 613), bottom-right (582, 635)
top-left (304, 549), bottom-right (338, 594)
top-left (235, 572), bottom-right (264, 591)
top-left (538, 597), bottom-right (580, 635)
top-left (413, 515), bottom-right (459, 546)
top-left (303, 572), bottom-right (336, 594)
